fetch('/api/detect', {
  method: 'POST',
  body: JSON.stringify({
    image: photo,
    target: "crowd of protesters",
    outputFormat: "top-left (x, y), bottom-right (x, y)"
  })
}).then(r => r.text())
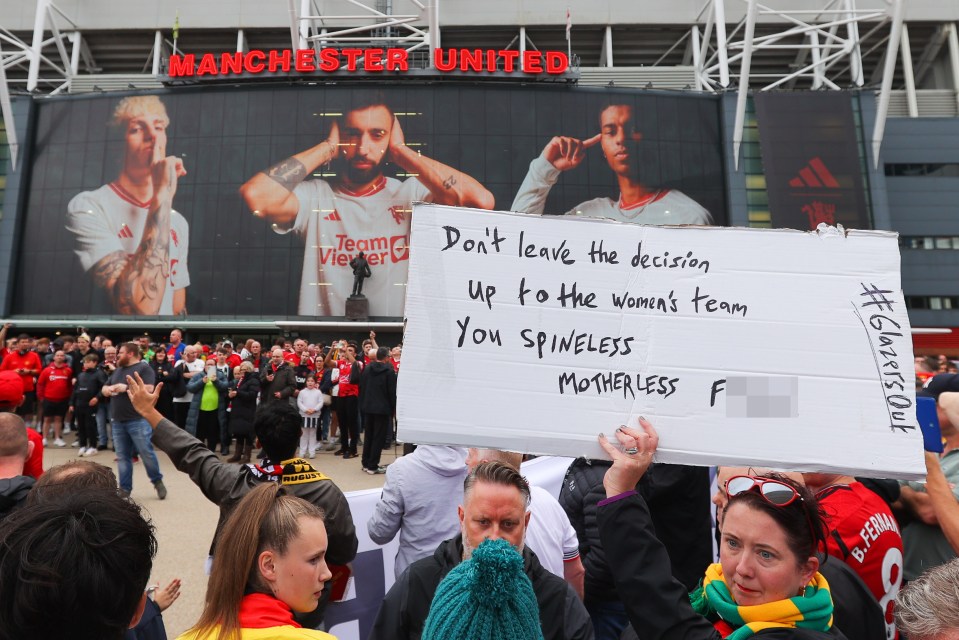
top-left (0, 321), bottom-right (957, 640)
top-left (0, 325), bottom-right (401, 478)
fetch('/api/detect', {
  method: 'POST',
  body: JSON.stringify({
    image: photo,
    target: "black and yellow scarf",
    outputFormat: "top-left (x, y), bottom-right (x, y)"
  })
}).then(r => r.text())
top-left (247, 457), bottom-right (330, 485)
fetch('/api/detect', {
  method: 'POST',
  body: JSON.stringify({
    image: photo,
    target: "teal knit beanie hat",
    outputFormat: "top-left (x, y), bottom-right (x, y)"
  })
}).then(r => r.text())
top-left (422, 538), bottom-right (544, 640)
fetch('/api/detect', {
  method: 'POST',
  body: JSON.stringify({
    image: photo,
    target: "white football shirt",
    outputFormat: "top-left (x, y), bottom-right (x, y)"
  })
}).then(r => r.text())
top-left (525, 485), bottom-right (581, 579)
top-left (284, 176), bottom-right (430, 317)
top-left (511, 156), bottom-right (713, 225)
top-left (66, 183), bottom-right (191, 315)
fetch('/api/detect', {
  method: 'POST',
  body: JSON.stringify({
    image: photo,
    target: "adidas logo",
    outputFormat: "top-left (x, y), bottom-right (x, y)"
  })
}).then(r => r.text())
top-left (788, 157), bottom-right (839, 189)
top-left (324, 210), bottom-right (342, 221)
top-left (117, 225), bottom-right (134, 239)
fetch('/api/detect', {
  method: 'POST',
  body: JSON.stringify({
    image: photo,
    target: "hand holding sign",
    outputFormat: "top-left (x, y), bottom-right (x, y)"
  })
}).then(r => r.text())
top-left (599, 418), bottom-right (659, 497)
top-left (542, 133), bottom-right (602, 172)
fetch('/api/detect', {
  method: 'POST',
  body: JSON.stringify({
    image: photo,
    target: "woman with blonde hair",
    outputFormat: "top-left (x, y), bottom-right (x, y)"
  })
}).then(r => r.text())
top-left (178, 483), bottom-right (335, 640)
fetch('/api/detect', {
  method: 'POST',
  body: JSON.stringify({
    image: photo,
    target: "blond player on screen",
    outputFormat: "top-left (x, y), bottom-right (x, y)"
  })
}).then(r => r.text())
top-left (66, 96), bottom-right (190, 316)
top-left (240, 92), bottom-right (494, 317)
top-left (511, 102), bottom-right (713, 225)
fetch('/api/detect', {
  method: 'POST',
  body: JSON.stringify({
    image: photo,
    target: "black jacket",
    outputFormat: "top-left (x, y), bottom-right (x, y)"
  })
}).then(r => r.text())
top-left (259, 362), bottom-right (296, 404)
top-left (817, 557), bottom-right (885, 640)
top-left (597, 493), bottom-right (847, 640)
top-left (359, 360), bottom-right (397, 416)
top-left (293, 363), bottom-right (312, 391)
top-left (228, 374), bottom-right (260, 437)
top-left (369, 534), bottom-right (594, 640)
top-left (70, 347), bottom-right (98, 378)
top-left (561, 459), bottom-right (713, 601)
top-left (71, 368), bottom-right (106, 407)
top-left (0, 476), bottom-right (35, 520)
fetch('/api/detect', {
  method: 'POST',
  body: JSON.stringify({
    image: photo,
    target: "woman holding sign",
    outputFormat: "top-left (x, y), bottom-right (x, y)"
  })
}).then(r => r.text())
top-left (596, 419), bottom-right (845, 639)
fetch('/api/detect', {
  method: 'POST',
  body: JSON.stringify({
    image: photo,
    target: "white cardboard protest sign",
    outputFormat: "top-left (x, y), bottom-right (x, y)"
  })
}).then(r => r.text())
top-left (397, 204), bottom-right (925, 479)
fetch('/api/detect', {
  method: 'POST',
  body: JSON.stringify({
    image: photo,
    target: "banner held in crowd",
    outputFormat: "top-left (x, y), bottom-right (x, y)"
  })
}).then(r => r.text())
top-left (397, 204), bottom-right (924, 479)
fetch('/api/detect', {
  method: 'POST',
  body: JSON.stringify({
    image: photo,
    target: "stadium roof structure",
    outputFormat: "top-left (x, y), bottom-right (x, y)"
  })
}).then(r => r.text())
top-left (2, 0), bottom-right (958, 168)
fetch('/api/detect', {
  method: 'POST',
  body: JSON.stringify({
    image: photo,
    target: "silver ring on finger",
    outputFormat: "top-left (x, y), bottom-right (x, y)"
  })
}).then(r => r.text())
top-left (625, 447), bottom-right (639, 455)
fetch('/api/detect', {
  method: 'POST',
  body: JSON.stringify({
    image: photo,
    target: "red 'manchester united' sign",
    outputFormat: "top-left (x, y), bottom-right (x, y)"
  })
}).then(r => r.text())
top-left (168, 48), bottom-right (570, 77)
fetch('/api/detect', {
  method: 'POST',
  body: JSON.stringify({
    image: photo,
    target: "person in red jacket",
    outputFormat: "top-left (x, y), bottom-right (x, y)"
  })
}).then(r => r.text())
top-left (0, 370), bottom-right (42, 479)
top-left (0, 334), bottom-right (43, 429)
top-left (37, 350), bottom-right (75, 448)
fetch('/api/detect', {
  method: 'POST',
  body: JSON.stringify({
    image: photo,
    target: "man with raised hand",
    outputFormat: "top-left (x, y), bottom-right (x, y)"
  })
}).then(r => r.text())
top-left (511, 102), bottom-right (713, 225)
top-left (240, 92), bottom-right (494, 317)
top-left (124, 370), bottom-right (357, 629)
top-left (67, 95), bottom-right (190, 316)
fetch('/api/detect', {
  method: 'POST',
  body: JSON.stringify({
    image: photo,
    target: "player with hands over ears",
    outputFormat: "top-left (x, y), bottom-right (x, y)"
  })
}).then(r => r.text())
top-left (240, 95), bottom-right (494, 316)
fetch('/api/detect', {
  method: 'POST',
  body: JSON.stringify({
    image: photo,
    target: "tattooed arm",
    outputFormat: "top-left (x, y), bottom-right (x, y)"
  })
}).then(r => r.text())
top-left (93, 201), bottom-right (171, 315)
top-left (93, 142), bottom-right (182, 316)
top-left (386, 117), bottom-right (495, 209)
top-left (239, 122), bottom-right (341, 227)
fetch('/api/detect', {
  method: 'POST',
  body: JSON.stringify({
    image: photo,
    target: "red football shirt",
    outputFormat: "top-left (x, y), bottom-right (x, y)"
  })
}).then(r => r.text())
top-left (0, 351), bottom-right (42, 392)
top-left (336, 359), bottom-right (362, 397)
top-left (818, 482), bottom-right (903, 638)
top-left (24, 427), bottom-right (43, 479)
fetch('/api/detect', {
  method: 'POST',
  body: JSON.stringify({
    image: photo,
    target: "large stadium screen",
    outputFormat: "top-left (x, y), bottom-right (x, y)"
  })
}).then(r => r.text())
top-left (14, 85), bottom-right (727, 319)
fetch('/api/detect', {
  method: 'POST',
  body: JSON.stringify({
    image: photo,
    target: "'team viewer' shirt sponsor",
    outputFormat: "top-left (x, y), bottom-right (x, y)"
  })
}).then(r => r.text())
top-left (284, 177), bottom-right (429, 317)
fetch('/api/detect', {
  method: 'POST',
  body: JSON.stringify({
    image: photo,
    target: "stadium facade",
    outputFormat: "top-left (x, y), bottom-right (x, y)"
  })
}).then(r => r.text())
top-left (1, 0), bottom-right (958, 350)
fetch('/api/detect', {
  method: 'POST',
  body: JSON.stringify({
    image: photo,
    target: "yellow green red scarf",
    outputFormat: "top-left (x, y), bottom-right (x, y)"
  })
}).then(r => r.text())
top-left (689, 563), bottom-right (833, 639)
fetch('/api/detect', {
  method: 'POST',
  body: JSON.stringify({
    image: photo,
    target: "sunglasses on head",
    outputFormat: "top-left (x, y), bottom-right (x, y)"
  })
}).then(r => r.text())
top-left (726, 475), bottom-right (800, 506)
top-left (725, 475), bottom-right (820, 549)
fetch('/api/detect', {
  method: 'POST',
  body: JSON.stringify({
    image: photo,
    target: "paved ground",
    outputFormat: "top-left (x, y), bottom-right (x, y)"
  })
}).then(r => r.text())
top-left (41, 434), bottom-right (397, 639)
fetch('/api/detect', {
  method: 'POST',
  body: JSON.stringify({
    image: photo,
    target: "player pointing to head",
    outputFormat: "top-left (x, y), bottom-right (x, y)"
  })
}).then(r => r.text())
top-left (512, 103), bottom-right (713, 225)
top-left (541, 132), bottom-right (602, 172)
top-left (66, 96), bottom-right (191, 316)
top-left (240, 93), bottom-right (494, 317)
